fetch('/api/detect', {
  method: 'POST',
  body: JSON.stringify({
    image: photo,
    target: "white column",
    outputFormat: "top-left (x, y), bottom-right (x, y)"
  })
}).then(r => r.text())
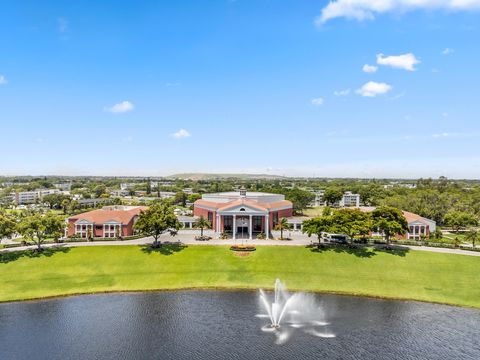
top-left (216, 214), bottom-right (220, 233)
top-left (265, 214), bottom-right (269, 238)
top-left (249, 215), bottom-right (252, 240)
top-left (233, 215), bottom-right (236, 240)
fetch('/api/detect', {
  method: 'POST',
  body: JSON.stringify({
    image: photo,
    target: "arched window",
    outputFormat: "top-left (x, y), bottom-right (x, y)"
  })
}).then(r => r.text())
top-left (239, 208), bottom-right (246, 211)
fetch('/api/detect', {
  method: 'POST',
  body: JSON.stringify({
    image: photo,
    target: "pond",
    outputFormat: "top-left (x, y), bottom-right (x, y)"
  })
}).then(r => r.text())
top-left (0, 291), bottom-right (479, 359)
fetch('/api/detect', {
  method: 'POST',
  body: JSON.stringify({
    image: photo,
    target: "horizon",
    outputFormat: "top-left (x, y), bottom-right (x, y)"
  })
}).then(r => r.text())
top-left (0, 171), bottom-right (476, 181)
top-left (1, 1), bottom-right (480, 178)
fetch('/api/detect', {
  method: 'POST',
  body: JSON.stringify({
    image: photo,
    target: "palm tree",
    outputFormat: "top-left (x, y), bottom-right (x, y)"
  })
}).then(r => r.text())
top-left (465, 229), bottom-right (479, 249)
top-left (194, 216), bottom-right (211, 237)
top-left (274, 217), bottom-right (290, 240)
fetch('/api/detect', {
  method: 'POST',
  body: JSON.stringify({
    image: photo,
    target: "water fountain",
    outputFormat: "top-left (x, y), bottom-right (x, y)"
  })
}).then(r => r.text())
top-left (257, 279), bottom-right (336, 344)
top-left (259, 279), bottom-right (295, 328)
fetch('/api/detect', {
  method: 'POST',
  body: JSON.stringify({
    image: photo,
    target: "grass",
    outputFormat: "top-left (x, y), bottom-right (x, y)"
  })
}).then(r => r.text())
top-left (1, 245), bottom-right (479, 308)
top-left (303, 206), bottom-right (325, 217)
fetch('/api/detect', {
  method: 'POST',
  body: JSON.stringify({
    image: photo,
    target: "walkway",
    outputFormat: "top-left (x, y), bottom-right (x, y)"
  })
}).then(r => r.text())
top-left (2, 231), bottom-right (480, 257)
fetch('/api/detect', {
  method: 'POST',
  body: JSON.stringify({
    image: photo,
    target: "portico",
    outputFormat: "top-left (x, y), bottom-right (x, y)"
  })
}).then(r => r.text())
top-left (216, 206), bottom-right (270, 239)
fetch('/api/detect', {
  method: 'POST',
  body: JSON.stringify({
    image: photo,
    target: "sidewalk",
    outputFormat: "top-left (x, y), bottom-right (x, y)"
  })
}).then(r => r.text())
top-left (2, 231), bottom-right (480, 257)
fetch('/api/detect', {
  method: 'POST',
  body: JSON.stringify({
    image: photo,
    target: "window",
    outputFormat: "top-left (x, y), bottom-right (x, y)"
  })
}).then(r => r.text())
top-left (207, 212), bottom-right (213, 223)
top-left (253, 216), bottom-right (262, 232)
top-left (223, 216), bottom-right (233, 232)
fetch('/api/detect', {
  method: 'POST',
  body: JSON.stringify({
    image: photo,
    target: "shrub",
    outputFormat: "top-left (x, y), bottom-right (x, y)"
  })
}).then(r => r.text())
top-left (256, 232), bottom-right (266, 240)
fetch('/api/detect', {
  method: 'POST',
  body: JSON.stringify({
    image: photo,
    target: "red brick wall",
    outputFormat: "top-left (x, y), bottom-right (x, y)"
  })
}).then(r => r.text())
top-left (278, 208), bottom-right (293, 218)
top-left (193, 207), bottom-right (216, 229)
top-left (67, 219), bottom-right (76, 237)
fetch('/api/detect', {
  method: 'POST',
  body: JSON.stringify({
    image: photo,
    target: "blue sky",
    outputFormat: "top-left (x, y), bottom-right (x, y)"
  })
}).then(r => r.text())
top-left (1, 0), bottom-right (480, 178)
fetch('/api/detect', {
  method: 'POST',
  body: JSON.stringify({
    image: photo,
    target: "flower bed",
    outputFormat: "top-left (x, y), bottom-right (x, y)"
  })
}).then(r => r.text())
top-left (230, 245), bottom-right (256, 252)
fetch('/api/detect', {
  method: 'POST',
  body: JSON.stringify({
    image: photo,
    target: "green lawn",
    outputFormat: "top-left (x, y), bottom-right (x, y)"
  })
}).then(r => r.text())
top-left (1, 245), bottom-right (479, 307)
top-left (303, 206), bottom-right (325, 217)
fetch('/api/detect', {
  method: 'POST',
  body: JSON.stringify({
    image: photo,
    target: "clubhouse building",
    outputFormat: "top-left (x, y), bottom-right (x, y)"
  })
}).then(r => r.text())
top-left (193, 188), bottom-right (293, 239)
top-left (66, 205), bottom-right (147, 238)
top-left (360, 207), bottom-right (436, 240)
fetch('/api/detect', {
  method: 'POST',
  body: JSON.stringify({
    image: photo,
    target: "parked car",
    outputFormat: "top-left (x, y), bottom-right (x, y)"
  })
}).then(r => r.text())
top-left (323, 233), bottom-right (349, 244)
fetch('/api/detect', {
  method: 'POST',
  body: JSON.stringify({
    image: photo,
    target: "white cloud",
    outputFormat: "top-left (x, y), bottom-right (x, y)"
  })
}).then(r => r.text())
top-left (432, 132), bottom-right (451, 138)
top-left (171, 128), bottom-right (191, 139)
top-left (362, 64), bottom-right (378, 73)
top-left (57, 17), bottom-right (68, 33)
top-left (356, 81), bottom-right (392, 97)
top-left (316, 0), bottom-right (480, 24)
top-left (311, 97), bottom-right (325, 106)
top-left (104, 101), bottom-right (134, 114)
top-left (333, 89), bottom-right (350, 96)
top-left (442, 47), bottom-right (454, 55)
top-left (377, 53), bottom-right (420, 71)
top-left (0, 74), bottom-right (7, 85)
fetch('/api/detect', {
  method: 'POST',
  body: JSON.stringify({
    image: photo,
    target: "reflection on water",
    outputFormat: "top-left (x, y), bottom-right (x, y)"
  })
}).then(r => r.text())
top-left (0, 291), bottom-right (479, 360)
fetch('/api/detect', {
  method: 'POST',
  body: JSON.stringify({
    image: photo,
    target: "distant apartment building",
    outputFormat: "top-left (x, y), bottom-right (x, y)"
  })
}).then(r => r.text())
top-left (308, 190), bottom-right (360, 208)
top-left (310, 190), bottom-right (325, 207)
top-left (54, 182), bottom-right (72, 191)
top-left (110, 189), bottom-right (130, 197)
top-left (340, 191), bottom-right (360, 207)
top-left (12, 189), bottom-right (61, 205)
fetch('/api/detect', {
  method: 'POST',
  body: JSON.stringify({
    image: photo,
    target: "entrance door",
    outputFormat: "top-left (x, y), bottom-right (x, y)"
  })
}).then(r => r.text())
top-left (236, 226), bottom-right (249, 239)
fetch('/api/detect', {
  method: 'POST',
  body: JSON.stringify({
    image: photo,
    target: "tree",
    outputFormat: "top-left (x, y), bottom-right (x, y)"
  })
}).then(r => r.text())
top-left (146, 179), bottom-right (152, 195)
top-left (465, 229), bottom-right (479, 249)
top-left (93, 185), bottom-right (107, 198)
top-left (370, 206), bottom-right (408, 244)
top-left (174, 191), bottom-right (187, 207)
top-left (330, 208), bottom-right (371, 242)
top-left (43, 213), bottom-right (65, 243)
top-left (188, 194), bottom-right (202, 204)
top-left (444, 211), bottom-right (478, 233)
top-left (302, 216), bottom-right (333, 243)
top-left (61, 198), bottom-right (71, 214)
top-left (16, 213), bottom-right (64, 251)
top-left (42, 193), bottom-right (69, 209)
top-left (0, 212), bottom-right (17, 240)
top-left (285, 188), bottom-right (315, 214)
top-left (194, 215), bottom-right (211, 237)
top-left (274, 217), bottom-right (291, 239)
top-left (323, 188), bottom-right (343, 206)
top-left (134, 203), bottom-right (181, 247)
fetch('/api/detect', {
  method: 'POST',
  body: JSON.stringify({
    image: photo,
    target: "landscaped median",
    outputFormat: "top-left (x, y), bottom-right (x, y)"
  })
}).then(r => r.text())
top-left (0, 245), bottom-right (479, 308)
